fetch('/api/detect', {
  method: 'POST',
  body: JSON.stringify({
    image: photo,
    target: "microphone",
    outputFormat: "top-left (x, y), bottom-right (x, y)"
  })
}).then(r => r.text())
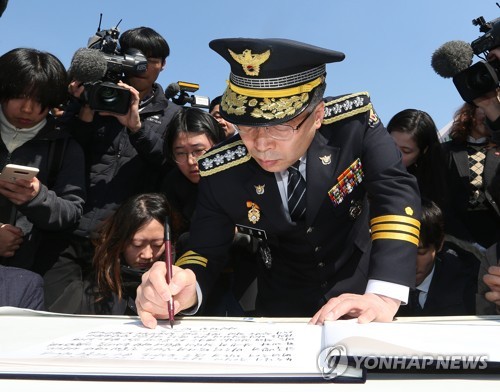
top-left (165, 82), bottom-right (180, 99)
top-left (68, 48), bottom-right (108, 83)
top-left (431, 40), bottom-right (474, 78)
top-left (165, 81), bottom-right (210, 108)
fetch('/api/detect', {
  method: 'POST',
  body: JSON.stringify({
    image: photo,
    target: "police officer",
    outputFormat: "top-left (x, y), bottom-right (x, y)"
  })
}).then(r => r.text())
top-left (136, 38), bottom-right (421, 327)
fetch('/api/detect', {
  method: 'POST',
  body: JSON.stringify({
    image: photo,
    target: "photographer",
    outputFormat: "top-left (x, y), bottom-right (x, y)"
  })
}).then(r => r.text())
top-left (473, 48), bottom-right (500, 130)
top-left (44, 26), bottom-right (181, 313)
top-left (441, 102), bottom-right (499, 249)
top-left (469, 47), bottom-right (500, 315)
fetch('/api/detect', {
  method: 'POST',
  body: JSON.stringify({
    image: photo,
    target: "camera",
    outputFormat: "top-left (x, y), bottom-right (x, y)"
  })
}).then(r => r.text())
top-left (84, 16), bottom-right (147, 114)
top-left (453, 11), bottom-right (500, 103)
top-left (165, 81), bottom-right (210, 109)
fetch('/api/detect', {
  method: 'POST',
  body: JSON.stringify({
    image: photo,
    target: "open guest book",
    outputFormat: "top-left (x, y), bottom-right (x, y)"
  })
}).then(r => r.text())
top-left (0, 308), bottom-right (499, 383)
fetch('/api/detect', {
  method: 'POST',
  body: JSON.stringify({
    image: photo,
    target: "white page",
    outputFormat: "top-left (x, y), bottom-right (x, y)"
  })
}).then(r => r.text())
top-left (0, 319), bottom-right (324, 377)
top-left (323, 319), bottom-right (500, 362)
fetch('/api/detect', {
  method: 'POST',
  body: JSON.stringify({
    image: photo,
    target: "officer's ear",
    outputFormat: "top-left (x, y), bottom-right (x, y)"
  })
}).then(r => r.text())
top-left (312, 101), bottom-right (325, 129)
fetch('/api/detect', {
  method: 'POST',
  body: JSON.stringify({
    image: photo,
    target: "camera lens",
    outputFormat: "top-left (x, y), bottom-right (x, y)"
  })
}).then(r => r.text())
top-left (466, 67), bottom-right (495, 91)
top-left (87, 81), bottom-right (131, 114)
top-left (453, 61), bottom-right (500, 102)
top-left (99, 86), bottom-right (120, 104)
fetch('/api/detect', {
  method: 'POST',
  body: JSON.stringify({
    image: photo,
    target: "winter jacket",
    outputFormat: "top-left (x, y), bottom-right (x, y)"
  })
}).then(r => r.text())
top-left (0, 116), bottom-right (86, 270)
top-left (61, 83), bottom-right (182, 238)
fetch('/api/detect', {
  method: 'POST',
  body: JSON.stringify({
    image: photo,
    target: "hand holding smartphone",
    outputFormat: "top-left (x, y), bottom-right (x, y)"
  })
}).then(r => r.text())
top-left (0, 164), bottom-right (39, 183)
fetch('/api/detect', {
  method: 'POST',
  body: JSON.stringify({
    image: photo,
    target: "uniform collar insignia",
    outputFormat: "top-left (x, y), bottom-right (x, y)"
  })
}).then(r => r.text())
top-left (319, 155), bottom-right (331, 165)
top-left (254, 184), bottom-right (265, 195)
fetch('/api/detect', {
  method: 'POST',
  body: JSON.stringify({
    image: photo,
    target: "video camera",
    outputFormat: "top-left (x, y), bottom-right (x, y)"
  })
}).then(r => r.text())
top-left (165, 81), bottom-right (210, 109)
top-left (84, 15), bottom-right (147, 114)
top-left (453, 6), bottom-right (500, 102)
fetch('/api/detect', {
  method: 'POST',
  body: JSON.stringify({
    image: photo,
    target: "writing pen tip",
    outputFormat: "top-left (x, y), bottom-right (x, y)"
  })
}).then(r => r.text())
top-left (170, 320), bottom-right (174, 329)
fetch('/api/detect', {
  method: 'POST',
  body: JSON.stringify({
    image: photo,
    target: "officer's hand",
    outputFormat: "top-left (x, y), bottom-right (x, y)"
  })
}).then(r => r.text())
top-left (99, 81), bottom-right (142, 132)
top-left (136, 262), bottom-right (198, 329)
top-left (308, 293), bottom-right (400, 325)
top-left (483, 265), bottom-right (500, 306)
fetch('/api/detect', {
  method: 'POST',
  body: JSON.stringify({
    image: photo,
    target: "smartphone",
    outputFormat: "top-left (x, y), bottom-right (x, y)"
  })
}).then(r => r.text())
top-left (0, 164), bottom-right (39, 183)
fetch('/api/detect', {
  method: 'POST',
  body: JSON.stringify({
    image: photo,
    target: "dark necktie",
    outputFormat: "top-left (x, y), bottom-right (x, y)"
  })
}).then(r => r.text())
top-left (409, 289), bottom-right (422, 312)
top-left (287, 160), bottom-right (306, 221)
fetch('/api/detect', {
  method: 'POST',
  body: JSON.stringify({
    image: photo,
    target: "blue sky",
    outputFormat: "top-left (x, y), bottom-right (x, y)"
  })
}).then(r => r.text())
top-left (0, 0), bottom-right (498, 130)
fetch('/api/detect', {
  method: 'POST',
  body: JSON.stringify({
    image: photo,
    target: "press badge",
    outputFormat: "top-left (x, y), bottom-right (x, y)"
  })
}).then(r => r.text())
top-left (235, 224), bottom-right (273, 269)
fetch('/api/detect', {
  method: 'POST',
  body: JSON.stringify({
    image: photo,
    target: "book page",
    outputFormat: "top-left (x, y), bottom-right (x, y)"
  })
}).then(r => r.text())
top-left (0, 319), bottom-right (323, 377)
top-left (323, 319), bottom-right (500, 362)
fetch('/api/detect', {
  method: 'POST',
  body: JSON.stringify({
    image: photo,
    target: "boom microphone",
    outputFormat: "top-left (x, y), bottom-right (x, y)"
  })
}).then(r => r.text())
top-left (68, 48), bottom-right (108, 83)
top-left (165, 82), bottom-right (180, 99)
top-left (431, 40), bottom-right (474, 78)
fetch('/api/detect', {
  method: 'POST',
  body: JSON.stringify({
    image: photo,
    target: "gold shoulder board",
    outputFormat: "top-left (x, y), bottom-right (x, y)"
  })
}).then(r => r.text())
top-left (323, 92), bottom-right (373, 125)
top-left (199, 139), bottom-right (251, 177)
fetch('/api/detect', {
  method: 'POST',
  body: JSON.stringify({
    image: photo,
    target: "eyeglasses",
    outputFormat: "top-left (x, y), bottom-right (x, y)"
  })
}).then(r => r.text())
top-left (236, 110), bottom-right (313, 141)
top-left (173, 149), bottom-right (208, 164)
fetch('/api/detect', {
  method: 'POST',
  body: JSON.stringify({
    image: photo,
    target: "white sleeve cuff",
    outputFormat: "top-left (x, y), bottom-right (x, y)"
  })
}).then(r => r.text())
top-left (365, 279), bottom-right (409, 305)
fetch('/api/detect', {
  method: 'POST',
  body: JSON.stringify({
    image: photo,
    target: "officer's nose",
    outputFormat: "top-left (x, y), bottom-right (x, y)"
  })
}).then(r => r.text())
top-left (253, 127), bottom-right (273, 151)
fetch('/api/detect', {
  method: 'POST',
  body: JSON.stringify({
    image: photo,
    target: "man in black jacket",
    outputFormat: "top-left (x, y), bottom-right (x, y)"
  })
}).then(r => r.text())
top-left (135, 38), bottom-right (421, 326)
top-left (44, 27), bottom-right (182, 312)
top-left (396, 199), bottom-right (479, 317)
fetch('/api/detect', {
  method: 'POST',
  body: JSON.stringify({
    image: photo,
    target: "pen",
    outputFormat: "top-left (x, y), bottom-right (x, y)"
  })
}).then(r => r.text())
top-left (164, 216), bottom-right (175, 328)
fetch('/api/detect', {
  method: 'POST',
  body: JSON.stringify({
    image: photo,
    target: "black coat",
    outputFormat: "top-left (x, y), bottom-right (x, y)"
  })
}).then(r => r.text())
top-left (176, 93), bottom-right (421, 317)
top-left (396, 242), bottom-right (479, 317)
top-left (0, 116), bottom-right (86, 270)
top-left (161, 167), bottom-right (198, 235)
top-left (61, 84), bottom-right (182, 238)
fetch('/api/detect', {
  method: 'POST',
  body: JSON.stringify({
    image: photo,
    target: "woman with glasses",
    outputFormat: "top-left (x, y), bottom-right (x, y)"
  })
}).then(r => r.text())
top-left (161, 107), bottom-right (226, 235)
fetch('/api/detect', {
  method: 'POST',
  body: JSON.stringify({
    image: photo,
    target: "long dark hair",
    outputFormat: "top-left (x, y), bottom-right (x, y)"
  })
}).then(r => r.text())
top-left (92, 193), bottom-right (182, 302)
top-left (387, 109), bottom-right (449, 209)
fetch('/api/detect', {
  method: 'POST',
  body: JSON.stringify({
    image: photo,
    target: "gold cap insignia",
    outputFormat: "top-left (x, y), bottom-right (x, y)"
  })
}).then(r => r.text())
top-left (246, 201), bottom-right (261, 224)
top-left (228, 49), bottom-right (271, 76)
top-left (319, 155), bottom-right (331, 165)
top-left (255, 184), bottom-right (265, 195)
